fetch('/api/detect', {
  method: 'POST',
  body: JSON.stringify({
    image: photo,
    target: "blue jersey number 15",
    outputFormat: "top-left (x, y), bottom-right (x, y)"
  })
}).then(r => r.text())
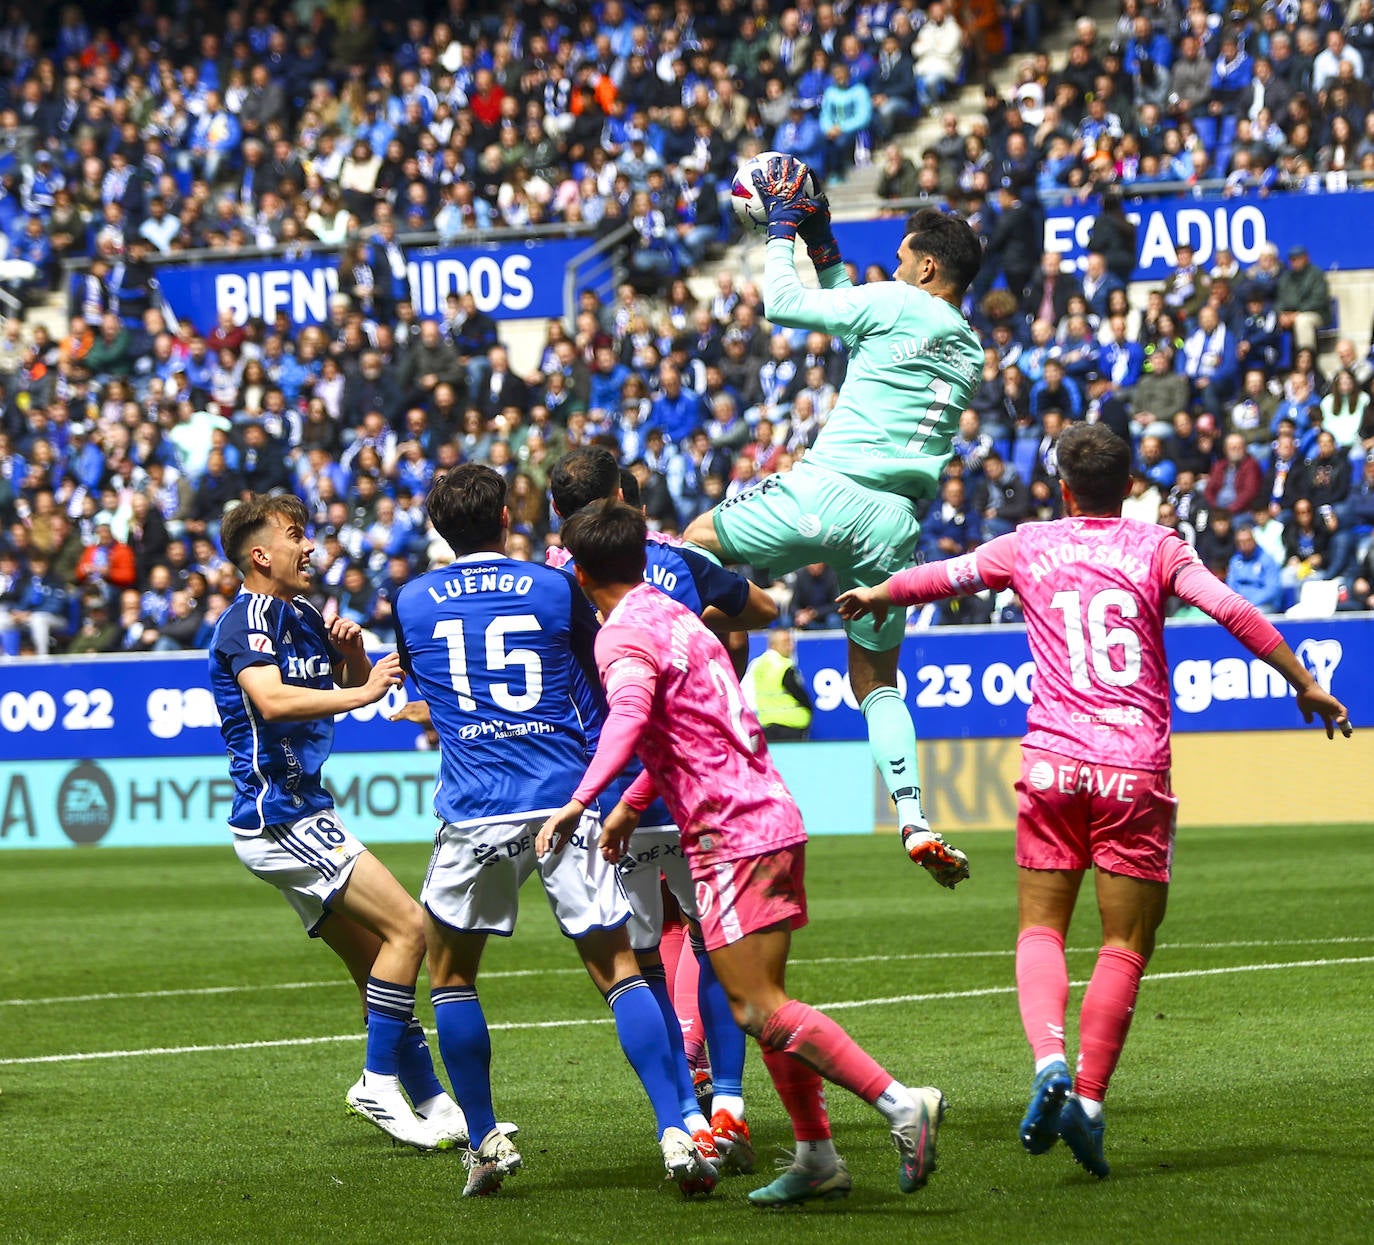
top-left (432, 614), bottom-right (545, 713)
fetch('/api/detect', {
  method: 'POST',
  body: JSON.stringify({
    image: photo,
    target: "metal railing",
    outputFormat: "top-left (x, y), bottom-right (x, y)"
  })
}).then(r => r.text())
top-left (562, 223), bottom-right (634, 324)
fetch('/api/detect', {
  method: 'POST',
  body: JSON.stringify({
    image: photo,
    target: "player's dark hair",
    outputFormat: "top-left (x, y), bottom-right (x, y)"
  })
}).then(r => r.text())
top-left (903, 207), bottom-right (983, 298)
top-left (618, 467), bottom-right (642, 508)
top-left (220, 493), bottom-right (309, 572)
top-left (561, 499), bottom-right (647, 586)
top-left (427, 463), bottom-right (507, 554)
top-left (549, 446), bottom-right (620, 518)
top-left (1056, 423), bottom-right (1132, 514)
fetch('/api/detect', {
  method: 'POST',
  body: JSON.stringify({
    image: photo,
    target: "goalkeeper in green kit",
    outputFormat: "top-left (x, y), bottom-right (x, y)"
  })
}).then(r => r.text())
top-left (685, 156), bottom-right (984, 887)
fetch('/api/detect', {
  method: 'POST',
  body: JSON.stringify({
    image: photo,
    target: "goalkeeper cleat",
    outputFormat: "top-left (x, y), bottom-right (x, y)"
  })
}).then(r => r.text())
top-left (747, 1157), bottom-right (852, 1208)
top-left (462, 1128), bottom-right (523, 1197)
top-left (661, 1126), bottom-right (718, 1197)
top-left (892, 1087), bottom-right (945, 1194)
top-left (1020, 1061), bottom-right (1072, 1154)
top-left (692, 1067), bottom-right (714, 1117)
top-left (710, 1109), bottom-right (756, 1174)
top-left (414, 1094), bottom-right (468, 1151)
top-left (902, 826), bottom-right (970, 889)
top-left (345, 1072), bottom-right (437, 1150)
top-left (1058, 1096), bottom-right (1109, 1179)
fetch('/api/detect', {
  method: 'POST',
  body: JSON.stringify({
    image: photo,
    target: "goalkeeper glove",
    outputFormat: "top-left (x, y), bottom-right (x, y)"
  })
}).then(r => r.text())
top-left (752, 154), bottom-right (825, 243)
top-left (797, 191), bottom-right (842, 272)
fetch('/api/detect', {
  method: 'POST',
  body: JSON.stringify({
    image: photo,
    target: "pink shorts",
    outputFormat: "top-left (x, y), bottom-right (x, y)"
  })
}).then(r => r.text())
top-left (691, 845), bottom-right (809, 952)
top-left (1015, 747), bottom-right (1178, 883)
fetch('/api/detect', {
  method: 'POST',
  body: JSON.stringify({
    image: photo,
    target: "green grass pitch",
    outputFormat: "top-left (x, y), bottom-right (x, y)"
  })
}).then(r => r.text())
top-left (2, 825), bottom-right (1372, 1244)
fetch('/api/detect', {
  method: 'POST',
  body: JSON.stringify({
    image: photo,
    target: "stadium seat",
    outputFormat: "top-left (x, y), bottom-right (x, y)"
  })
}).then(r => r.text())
top-left (1193, 117), bottom-right (1218, 150)
top-left (1012, 437), bottom-right (1039, 484)
top-left (1285, 578), bottom-right (1341, 618)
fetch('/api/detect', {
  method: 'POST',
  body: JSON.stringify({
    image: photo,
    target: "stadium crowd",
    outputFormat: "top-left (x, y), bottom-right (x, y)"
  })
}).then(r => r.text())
top-left (2, 0), bottom-right (1374, 657)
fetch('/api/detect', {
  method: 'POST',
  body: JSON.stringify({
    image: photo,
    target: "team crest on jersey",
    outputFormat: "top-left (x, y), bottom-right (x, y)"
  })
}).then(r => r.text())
top-left (248, 633), bottom-right (274, 653)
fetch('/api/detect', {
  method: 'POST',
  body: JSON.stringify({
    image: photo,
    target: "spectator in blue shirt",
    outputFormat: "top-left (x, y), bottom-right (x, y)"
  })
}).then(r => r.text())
top-left (773, 102), bottom-right (828, 181)
top-left (819, 63), bottom-right (873, 179)
top-left (1210, 33), bottom-right (1254, 107)
top-left (1029, 359), bottom-right (1083, 421)
top-left (920, 475), bottom-right (983, 561)
top-left (649, 365), bottom-right (710, 447)
top-left (1227, 523), bottom-right (1283, 613)
top-left (187, 92), bottom-right (242, 185)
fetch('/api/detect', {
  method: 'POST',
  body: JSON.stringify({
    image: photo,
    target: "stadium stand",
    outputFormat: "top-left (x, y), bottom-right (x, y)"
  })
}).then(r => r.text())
top-left (1, 1), bottom-right (1373, 655)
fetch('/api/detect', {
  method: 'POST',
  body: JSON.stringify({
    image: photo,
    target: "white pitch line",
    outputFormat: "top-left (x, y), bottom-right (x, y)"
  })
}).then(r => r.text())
top-left (3, 955), bottom-right (1371, 1068)
top-left (2, 936), bottom-right (1372, 1009)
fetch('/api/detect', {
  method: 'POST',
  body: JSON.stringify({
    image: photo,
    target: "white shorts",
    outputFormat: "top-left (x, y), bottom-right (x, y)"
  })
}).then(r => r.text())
top-left (617, 825), bottom-right (697, 952)
top-left (234, 809), bottom-right (367, 937)
top-left (421, 810), bottom-right (631, 939)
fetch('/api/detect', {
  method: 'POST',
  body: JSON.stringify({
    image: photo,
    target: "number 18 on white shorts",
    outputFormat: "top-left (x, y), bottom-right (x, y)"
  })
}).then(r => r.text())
top-left (233, 809), bottom-right (368, 937)
top-left (421, 810), bottom-right (633, 938)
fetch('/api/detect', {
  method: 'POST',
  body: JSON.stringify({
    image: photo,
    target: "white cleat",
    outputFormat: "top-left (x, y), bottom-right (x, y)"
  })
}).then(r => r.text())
top-left (414, 1094), bottom-right (468, 1151)
top-left (902, 826), bottom-right (970, 889)
top-left (345, 1072), bottom-right (437, 1150)
top-left (660, 1126), bottom-right (718, 1197)
top-left (462, 1128), bottom-right (523, 1197)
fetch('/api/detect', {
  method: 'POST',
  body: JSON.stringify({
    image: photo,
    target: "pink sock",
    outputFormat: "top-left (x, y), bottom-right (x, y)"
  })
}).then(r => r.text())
top-left (660, 921), bottom-right (686, 997)
top-left (1075, 946), bottom-right (1146, 1102)
top-left (1016, 926), bottom-right (1069, 1062)
top-left (760, 1045), bottom-right (832, 1141)
top-left (672, 930), bottom-right (703, 1066)
top-left (759, 999), bottom-right (892, 1104)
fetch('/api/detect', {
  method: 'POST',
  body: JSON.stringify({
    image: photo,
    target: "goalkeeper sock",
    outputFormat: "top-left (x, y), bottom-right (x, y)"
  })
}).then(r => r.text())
top-left (860, 686), bottom-right (924, 830)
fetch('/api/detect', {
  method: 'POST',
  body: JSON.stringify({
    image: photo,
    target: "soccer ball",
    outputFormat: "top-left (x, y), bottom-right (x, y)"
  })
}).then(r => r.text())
top-left (730, 152), bottom-right (820, 233)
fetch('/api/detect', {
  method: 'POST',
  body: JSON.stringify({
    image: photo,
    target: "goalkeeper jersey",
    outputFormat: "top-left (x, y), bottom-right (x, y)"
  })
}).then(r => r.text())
top-left (763, 237), bottom-right (984, 501)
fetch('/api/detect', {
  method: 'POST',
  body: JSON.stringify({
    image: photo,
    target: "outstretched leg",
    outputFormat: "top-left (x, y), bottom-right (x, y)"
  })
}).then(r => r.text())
top-left (851, 642), bottom-right (969, 888)
top-left (710, 920), bottom-right (944, 1199)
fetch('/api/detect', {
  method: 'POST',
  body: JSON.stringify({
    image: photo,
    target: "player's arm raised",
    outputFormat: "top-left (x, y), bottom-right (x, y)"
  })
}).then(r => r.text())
top-left (754, 156), bottom-right (881, 339)
top-left (838, 534), bottom-right (1021, 625)
top-left (237, 653), bottom-right (404, 723)
top-left (1163, 542), bottom-right (1353, 738)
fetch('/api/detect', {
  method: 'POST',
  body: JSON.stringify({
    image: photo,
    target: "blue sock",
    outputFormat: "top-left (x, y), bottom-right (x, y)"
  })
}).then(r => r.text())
top-left (694, 940), bottom-right (746, 1101)
top-left (364, 977), bottom-right (414, 1077)
top-left (432, 986), bottom-right (496, 1146)
top-left (606, 975), bottom-right (685, 1137)
top-left (643, 962), bottom-right (701, 1125)
top-left (396, 1018), bottom-right (446, 1106)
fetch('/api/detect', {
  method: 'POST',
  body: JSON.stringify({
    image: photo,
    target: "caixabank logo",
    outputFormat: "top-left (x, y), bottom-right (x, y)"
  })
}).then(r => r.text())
top-left (56, 762), bottom-right (116, 845)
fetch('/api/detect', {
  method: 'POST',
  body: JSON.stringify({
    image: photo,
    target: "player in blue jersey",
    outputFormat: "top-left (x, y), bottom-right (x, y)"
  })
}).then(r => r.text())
top-left (391, 464), bottom-right (717, 1198)
top-left (209, 494), bottom-right (469, 1153)
top-left (546, 446), bottom-right (766, 1172)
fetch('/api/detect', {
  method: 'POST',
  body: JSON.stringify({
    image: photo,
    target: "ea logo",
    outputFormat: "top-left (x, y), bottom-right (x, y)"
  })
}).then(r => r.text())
top-left (694, 880), bottom-right (715, 919)
top-left (56, 761), bottom-right (116, 845)
top-left (797, 513), bottom-right (822, 539)
top-left (1028, 760), bottom-right (1056, 791)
